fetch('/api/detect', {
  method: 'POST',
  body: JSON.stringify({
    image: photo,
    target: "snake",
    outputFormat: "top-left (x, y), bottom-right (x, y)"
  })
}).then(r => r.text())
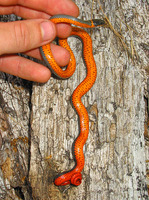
top-left (40, 14), bottom-right (105, 186)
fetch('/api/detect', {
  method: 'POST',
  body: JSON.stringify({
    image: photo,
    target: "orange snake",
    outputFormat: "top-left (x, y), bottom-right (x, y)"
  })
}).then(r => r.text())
top-left (40, 15), bottom-right (105, 186)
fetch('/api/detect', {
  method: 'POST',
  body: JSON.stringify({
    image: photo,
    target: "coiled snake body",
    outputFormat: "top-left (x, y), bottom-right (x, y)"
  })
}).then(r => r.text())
top-left (40, 15), bottom-right (105, 186)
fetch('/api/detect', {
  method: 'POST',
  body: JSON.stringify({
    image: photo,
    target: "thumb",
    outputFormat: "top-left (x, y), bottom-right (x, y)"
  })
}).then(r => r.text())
top-left (0, 19), bottom-right (56, 55)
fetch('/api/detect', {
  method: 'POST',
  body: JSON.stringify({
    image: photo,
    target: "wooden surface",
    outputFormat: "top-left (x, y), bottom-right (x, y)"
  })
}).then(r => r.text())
top-left (0, 1), bottom-right (149, 199)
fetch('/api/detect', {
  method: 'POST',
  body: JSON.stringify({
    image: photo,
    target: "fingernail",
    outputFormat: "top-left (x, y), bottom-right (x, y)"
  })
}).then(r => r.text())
top-left (40, 21), bottom-right (56, 42)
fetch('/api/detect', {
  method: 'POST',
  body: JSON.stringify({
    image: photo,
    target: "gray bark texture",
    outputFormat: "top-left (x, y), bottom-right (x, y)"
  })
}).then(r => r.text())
top-left (0, 0), bottom-right (149, 199)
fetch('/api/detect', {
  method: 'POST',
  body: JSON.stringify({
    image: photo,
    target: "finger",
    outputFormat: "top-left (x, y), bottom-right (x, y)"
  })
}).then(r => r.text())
top-left (0, 5), bottom-right (72, 38)
top-left (26, 43), bottom-right (71, 67)
top-left (0, 19), bottom-right (56, 55)
top-left (0, 0), bottom-right (79, 17)
top-left (0, 5), bottom-right (50, 19)
top-left (0, 55), bottom-right (51, 83)
top-left (0, 6), bottom-right (72, 39)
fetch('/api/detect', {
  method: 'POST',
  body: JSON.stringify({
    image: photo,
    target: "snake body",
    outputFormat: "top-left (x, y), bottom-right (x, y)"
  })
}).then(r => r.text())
top-left (40, 15), bottom-right (105, 186)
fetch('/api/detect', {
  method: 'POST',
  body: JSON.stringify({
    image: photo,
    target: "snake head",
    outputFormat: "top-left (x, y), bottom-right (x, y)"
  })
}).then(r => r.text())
top-left (92, 19), bottom-right (106, 26)
top-left (54, 172), bottom-right (82, 186)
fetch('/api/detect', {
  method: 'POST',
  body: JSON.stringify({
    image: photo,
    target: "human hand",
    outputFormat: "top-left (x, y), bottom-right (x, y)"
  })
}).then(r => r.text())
top-left (0, 0), bottom-right (79, 82)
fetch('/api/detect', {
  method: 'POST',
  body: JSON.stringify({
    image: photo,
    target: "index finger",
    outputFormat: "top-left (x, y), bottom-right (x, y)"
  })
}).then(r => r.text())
top-left (0, 0), bottom-right (79, 17)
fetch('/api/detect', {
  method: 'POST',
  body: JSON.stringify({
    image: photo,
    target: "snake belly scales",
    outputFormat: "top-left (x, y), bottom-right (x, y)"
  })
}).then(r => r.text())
top-left (40, 14), bottom-right (105, 186)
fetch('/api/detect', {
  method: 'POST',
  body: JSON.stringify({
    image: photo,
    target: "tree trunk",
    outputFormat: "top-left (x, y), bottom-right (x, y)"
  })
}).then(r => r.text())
top-left (0, 0), bottom-right (149, 199)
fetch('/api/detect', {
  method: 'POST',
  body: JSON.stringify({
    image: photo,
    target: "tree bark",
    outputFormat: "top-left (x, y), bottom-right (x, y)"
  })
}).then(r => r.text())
top-left (0, 0), bottom-right (149, 199)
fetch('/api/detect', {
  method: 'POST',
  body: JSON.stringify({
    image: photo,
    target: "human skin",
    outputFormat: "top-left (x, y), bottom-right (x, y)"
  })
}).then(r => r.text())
top-left (0, 0), bottom-right (79, 82)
